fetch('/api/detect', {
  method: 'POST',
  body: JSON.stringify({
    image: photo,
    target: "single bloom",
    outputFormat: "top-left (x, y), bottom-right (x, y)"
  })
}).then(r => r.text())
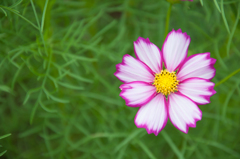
top-left (114, 29), bottom-right (216, 135)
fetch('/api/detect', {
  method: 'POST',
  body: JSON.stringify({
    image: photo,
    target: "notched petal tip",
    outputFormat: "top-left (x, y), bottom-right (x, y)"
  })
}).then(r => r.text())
top-left (114, 54), bottom-right (155, 83)
top-left (171, 28), bottom-right (190, 40)
top-left (205, 52), bottom-right (217, 65)
top-left (119, 84), bottom-right (132, 90)
top-left (134, 94), bottom-right (168, 135)
top-left (134, 124), bottom-right (159, 136)
top-left (212, 89), bottom-right (217, 95)
top-left (162, 29), bottom-right (191, 72)
top-left (177, 111), bottom-right (202, 134)
top-left (177, 53), bottom-right (217, 81)
top-left (119, 81), bottom-right (156, 107)
top-left (133, 37), bottom-right (162, 73)
top-left (178, 78), bottom-right (216, 105)
top-left (168, 93), bottom-right (202, 133)
top-left (134, 37), bottom-right (151, 44)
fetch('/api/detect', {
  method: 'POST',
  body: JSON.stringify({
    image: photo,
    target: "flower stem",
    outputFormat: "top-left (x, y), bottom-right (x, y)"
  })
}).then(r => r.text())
top-left (215, 68), bottom-right (240, 87)
top-left (164, 3), bottom-right (172, 39)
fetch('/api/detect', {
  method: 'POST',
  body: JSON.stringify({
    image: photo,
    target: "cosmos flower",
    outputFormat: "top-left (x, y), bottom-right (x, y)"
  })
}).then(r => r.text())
top-left (114, 29), bottom-right (216, 135)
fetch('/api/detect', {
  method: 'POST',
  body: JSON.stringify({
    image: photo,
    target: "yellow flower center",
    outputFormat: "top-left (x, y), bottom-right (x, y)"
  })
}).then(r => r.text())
top-left (153, 70), bottom-right (179, 96)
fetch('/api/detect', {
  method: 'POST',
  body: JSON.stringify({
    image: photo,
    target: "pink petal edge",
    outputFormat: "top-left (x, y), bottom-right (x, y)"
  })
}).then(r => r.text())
top-left (168, 92), bottom-right (202, 133)
top-left (119, 81), bottom-right (156, 107)
top-left (134, 37), bottom-right (162, 74)
top-left (134, 94), bottom-right (168, 136)
top-left (178, 77), bottom-right (216, 105)
top-left (162, 29), bottom-right (191, 72)
top-left (177, 52), bottom-right (216, 81)
top-left (114, 54), bottom-right (155, 84)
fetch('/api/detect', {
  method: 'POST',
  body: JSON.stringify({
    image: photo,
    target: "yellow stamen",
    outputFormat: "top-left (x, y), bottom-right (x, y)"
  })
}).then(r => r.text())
top-left (153, 70), bottom-right (179, 96)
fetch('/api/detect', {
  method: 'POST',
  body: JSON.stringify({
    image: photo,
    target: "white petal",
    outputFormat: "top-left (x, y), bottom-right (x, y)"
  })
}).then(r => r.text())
top-left (168, 93), bottom-right (202, 133)
top-left (178, 78), bottom-right (216, 105)
top-left (120, 82), bottom-right (156, 107)
top-left (177, 53), bottom-right (216, 81)
top-left (134, 37), bottom-right (162, 73)
top-left (162, 29), bottom-right (190, 72)
top-left (114, 54), bottom-right (154, 83)
top-left (134, 94), bottom-right (168, 136)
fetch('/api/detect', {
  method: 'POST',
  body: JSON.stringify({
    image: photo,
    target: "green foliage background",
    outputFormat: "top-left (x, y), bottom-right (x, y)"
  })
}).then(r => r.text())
top-left (0, 0), bottom-right (240, 158)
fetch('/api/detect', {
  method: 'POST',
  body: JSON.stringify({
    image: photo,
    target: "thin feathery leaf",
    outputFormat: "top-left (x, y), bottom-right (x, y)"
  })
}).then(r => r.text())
top-left (220, 0), bottom-right (230, 34)
top-left (213, 0), bottom-right (221, 12)
top-left (41, 0), bottom-right (49, 32)
top-left (161, 130), bottom-right (184, 159)
top-left (227, 3), bottom-right (240, 56)
top-left (0, 134), bottom-right (11, 140)
top-left (9, 0), bottom-right (23, 8)
top-left (215, 68), bottom-right (240, 87)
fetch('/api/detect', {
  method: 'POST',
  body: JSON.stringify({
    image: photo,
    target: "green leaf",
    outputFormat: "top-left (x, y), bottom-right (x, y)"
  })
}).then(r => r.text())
top-left (114, 129), bottom-right (143, 153)
top-left (64, 70), bottom-right (92, 83)
top-left (161, 130), bottom-right (184, 159)
top-left (0, 133), bottom-right (11, 140)
top-left (30, 102), bottom-right (39, 124)
top-left (137, 140), bottom-right (157, 159)
top-left (0, 85), bottom-right (11, 93)
top-left (194, 138), bottom-right (240, 158)
top-left (0, 5), bottom-right (39, 30)
top-left (220, 0), bottom-right (230, 34)
top-left (54, 51), bottom-right (97, 62)
top-left (0, 7), bottom-right (7, 16)
top-left (23, 87), bottom-right (42, 105)
top-left (0, 134), bottom-right (11, 157)
top-left (47, 93), bottom-right (69, 103)
top-left (9, 0), bottom-right (23, 8)
top-left (214, 43), bottom-right (227, 70)
top-left (222, 86), bottom-right (236, 120)
top-left (213, 0), bottom-right (221, 12)
top-left (57, 81), bottom-right (84, 90)
top-left (41, 0), bottom-right (49, 32)
top-left (91, 20), bottom-right (117, 41)
top-left (30, 0), bottom-right (40, 28)
top-left (39, 100), bottom-right (58, 113)
top-left (227, 3), bottom-right (240, 56)
top-left (215, 68), bottom-right (240, 87)
top-left (0, 150), bottom-right (7, 157)
top-left (19, 126), bottom-right (42, 138)
top-left (11, 64), bottom-right (24, 89)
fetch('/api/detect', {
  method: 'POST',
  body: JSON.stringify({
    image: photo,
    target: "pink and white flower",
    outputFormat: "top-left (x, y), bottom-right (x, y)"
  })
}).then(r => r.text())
top-left (114, 29), bottom-right (216, 135)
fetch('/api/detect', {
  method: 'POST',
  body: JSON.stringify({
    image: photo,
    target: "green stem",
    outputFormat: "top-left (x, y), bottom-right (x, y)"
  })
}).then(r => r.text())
top-left (41, 0), bottom-right (49, 33)
top-left (164, 3), bottom-right (172, 39)
top-left (215, 68), bottom-right (240, 87)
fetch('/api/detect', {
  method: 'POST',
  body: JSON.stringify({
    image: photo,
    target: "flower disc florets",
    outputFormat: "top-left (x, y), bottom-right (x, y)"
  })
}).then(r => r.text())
top-left (153, 70), bottom-right (179, 95)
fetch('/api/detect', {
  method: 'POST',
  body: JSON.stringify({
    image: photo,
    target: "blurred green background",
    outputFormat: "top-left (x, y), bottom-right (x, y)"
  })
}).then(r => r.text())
top-left (0, 0), bottom-right (240, 158)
